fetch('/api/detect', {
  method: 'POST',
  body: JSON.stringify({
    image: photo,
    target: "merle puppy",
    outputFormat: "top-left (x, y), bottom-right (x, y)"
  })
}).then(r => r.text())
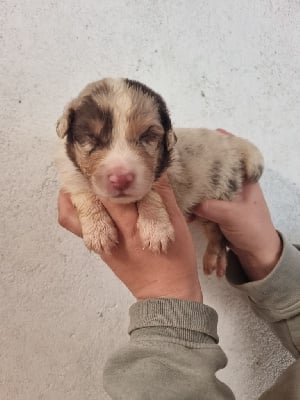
top-left (56, 78), bottom-right (263, 276)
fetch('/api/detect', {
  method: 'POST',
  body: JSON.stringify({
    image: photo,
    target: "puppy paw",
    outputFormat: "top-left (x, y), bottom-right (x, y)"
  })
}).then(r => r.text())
top-left (137, 190), bottom-right (175, 253)
top-left (203, 247), bottom-right (227, 277)
top-left (70, 193), bottom-right (118, 254)
top-left (138, 218), bottom-right (175, 253)
top-left (202, 222), bottom-right (228, 277)
top-left (82, 213), bottom-right (118, 254)
top-left (238, 138), bottom-right (264, 182)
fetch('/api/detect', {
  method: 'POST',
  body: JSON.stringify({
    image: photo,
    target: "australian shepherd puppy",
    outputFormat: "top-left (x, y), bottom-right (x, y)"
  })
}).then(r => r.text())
top-left (56, 78), bottom-right (263, 276)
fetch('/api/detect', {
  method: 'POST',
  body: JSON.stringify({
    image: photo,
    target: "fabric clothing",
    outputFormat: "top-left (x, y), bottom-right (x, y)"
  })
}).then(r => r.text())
top-left (103, 235), bottom-right (300, 399)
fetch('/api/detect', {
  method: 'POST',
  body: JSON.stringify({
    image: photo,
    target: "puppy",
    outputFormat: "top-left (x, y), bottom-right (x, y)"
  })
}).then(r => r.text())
top-left (56, 78), bottom-right (263, 276)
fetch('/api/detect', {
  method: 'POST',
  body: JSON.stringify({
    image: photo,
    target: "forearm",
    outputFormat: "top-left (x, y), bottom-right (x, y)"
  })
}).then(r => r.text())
top-left (226, 234), bottom-right (300, 357)
top-left (103, 299), bottom-right (235, 400)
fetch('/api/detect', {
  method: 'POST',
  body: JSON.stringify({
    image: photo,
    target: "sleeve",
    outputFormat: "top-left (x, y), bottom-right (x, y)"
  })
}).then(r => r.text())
top-left (226, 234), bottom-right (300, 357)
top-left (103, 298), bottom-right (235, 400)
top-left (226, 233), bottom-right (300, 399)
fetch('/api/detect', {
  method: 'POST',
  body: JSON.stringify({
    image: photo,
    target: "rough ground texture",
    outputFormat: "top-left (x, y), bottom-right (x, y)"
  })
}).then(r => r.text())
top-left (1, 1), bottom-right (300, 399)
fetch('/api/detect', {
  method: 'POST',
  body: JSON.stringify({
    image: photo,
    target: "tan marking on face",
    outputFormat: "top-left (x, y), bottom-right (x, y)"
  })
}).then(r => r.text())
top-left (126, 90), bottom-right (163, 142)
top-left (134, 141), bottom-right (160, 176)
top-left (74, 143), bottom-right (109, 178)
top-left (88, 118), bottom-right (105, 136)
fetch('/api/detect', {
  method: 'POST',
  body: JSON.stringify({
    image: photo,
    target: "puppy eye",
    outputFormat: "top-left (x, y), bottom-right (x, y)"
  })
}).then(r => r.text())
top-left (83, 139), bottom-right (103, 155)
top-left (88, 145), bottom-right (97, 155)
top-left (138, 130), bottom-right (160, 144)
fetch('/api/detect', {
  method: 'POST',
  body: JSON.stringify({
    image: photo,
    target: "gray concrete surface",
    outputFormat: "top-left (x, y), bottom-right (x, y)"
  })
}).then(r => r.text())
top-left (1, 1), bottom-right (300, 399)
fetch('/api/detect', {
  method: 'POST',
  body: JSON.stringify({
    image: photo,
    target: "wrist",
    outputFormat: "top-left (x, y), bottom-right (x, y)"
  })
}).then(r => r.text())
top-left (136, 281), bottom-right (203, 303)
top-left (233, 231), bottom-right (283, 281)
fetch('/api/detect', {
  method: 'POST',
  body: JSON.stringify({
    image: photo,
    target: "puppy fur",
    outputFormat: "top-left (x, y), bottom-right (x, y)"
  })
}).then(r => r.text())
top-left (56, 78), bottom-right (264, 276)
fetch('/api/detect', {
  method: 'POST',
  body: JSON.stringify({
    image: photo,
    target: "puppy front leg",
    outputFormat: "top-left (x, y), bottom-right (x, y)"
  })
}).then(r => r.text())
top-left (202, 221), bottom-right (227, 276)
top-left (71, 192), bottom-right (118, 254)
top-left (137, 191), bottom-right (175, 253)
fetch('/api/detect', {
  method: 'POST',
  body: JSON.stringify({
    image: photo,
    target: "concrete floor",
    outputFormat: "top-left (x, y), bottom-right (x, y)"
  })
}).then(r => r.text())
top-left (1, 1), bottom-right (300, 399)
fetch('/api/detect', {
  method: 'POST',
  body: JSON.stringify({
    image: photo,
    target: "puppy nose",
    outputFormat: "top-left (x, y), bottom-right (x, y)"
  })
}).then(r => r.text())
top-left (108, 172), bottom-right (135, 190)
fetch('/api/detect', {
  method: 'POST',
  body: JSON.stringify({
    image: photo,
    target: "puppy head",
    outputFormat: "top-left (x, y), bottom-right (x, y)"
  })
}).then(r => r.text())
top-left (57, 78), bottom-right (177, 203)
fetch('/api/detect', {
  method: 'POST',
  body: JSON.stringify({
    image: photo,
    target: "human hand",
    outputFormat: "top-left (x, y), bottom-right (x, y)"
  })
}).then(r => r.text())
top-left (58, 175), bottom-right (203, 302)
top-left (194, 182), bottom-right (282, 281)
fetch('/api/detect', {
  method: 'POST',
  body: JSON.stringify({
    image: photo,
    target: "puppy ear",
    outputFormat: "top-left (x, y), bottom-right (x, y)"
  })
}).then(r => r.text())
top-left (56, 102), bottom-right (75, 139)
top-left (166, 129), bottom-right (177, 150)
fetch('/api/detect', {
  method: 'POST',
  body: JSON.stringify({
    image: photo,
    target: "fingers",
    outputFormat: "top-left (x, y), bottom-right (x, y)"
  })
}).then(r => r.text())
top-left (100, 199), bottom-right (138, 235)
top-left (194, 182), bottom-right (263, 225)
top-left (153, 174), bottom-right (183, 222)
top-left (194, 199), bottom-right (234, 225)
top-left (240, 182), bottom-right (264, 202)
top-left (57, 191), bottom-right (82, 237)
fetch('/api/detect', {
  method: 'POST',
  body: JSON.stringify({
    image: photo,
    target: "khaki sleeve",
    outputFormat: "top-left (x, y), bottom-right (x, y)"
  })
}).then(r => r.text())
top-left (226, 234), bottom-right (300, 399)
top-left (226, 234), bottom-right (300, 357)
top-left (103, 299), bottom-right (235, 400)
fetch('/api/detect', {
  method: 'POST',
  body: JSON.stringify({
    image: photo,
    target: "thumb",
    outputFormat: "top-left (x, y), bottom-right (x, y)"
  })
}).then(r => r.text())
top-left (194, 199), bottom-right (233, 224)
top-left (154, 174), bottom-right (181, 213)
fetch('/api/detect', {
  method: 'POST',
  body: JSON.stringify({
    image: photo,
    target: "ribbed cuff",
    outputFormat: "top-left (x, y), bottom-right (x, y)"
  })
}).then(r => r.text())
top-left (226, 233), bottom-right (300, 321)
top-left (128, 298), bottom-right (219, 345)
